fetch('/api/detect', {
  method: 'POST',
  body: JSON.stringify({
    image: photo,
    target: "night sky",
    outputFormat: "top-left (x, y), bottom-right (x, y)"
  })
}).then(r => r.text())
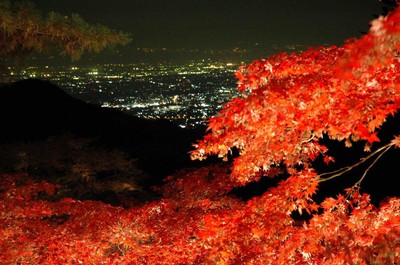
top-left (31, 0), bottom-right (387, 63)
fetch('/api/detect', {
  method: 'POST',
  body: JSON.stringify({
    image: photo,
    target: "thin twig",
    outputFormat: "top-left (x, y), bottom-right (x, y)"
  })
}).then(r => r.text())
top-left (353, 144), bottom-right (392, 188)
top-left (319, 142), bottom-right (393, 182)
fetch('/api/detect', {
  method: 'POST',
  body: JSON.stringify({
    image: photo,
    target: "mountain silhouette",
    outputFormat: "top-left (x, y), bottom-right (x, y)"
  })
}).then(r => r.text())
top-left (0, 78), bottom-right (206, 185)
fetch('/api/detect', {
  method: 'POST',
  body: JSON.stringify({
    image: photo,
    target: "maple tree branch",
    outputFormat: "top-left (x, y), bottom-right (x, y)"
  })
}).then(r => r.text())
top-left (353, 144), bottom-right (392, 188)
top-left (318, 142), bottom-right (394, 183)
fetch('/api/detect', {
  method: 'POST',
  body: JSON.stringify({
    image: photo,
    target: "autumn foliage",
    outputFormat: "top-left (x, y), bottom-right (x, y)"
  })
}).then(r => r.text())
top-left (2, 7), bottom-right (400, 265)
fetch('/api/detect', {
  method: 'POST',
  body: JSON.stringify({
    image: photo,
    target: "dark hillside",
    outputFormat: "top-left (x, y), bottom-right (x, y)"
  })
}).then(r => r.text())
top-left (0, 78), bottom-right (206, 184)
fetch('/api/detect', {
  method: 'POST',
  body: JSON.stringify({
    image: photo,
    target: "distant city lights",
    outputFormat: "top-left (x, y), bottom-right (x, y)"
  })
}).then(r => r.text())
top-left (4, 60), bottom-right (242, 128)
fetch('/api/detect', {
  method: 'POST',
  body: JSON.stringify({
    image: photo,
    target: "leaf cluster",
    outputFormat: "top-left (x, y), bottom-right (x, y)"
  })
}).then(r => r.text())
top-left (1, 169), bottom-right (399, 264)
top-left (191, 6), bottom-right (400, 187)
